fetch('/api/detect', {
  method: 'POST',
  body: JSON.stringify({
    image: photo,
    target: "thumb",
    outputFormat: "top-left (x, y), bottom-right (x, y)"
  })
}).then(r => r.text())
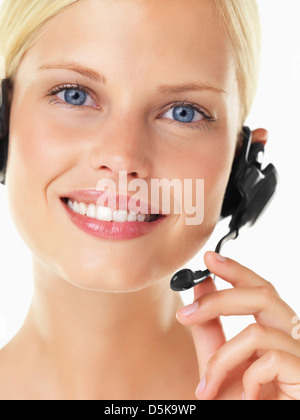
top-left (190, 277), bottom-right (226, 378)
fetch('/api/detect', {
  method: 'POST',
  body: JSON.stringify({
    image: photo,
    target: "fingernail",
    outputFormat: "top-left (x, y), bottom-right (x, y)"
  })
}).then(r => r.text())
top-left (196, 376), bottom-right (206, 397)
top-left (211, 251), bottom-right (227, 263)
top-left (177, 301), bottom-right (199, 317)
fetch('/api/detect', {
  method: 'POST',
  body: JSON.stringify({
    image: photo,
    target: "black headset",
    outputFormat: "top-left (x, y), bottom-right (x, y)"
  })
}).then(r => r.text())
top-left (170, 126), bottom-right (279, 291)
top-left (0, 79), bottom-right (9, 184)
top-left (0, 79), bottom-right (279, 292)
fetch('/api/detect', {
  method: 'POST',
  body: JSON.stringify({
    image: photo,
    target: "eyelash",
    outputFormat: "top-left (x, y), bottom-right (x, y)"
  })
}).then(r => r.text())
top-left (46, 83), bottom-right (94, 110)
top-left (46, 84), bottom-right (217, 129)
top-left (163, 100), bottom-right (216, 130)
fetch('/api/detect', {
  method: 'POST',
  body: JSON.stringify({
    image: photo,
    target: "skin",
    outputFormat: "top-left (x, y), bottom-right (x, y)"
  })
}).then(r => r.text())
top-left (0, 0), bottom-right (299, 399)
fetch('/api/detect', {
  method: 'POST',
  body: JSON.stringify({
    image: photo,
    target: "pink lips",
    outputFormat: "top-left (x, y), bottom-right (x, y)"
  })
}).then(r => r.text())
top-left (60, 190), bottom-right (167, 240)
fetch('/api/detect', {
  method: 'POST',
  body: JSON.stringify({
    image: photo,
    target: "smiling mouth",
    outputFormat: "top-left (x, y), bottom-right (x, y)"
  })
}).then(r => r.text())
top-left (60, 197), bottom-right (166, 223)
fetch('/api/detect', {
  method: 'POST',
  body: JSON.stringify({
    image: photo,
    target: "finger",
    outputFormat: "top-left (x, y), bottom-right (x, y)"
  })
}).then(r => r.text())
top-left (204, 251), bottom-right (277, 289)
top-left (252, 128), bottom-right (268, 145)
top-left (184, 277), bottom-right (226, 378)
top-left (194, 275), bottom-right (216, 301)
top-left (176, 286), bottom-right (297, 336)
top-left (196, 323), bottom-right (300, 400)
top-left (243, 350), bottom-right (300, 400)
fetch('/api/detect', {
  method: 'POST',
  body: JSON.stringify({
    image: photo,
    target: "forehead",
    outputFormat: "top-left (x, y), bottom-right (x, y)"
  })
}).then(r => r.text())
top-left (18, 0), bottom-right (235, 91)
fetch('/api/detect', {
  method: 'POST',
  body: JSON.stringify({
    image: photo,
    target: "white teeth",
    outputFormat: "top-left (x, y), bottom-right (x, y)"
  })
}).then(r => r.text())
top-left (66, 199), bottom-right (156, 223)
top-left (67, 200), bottom-right (73, 210)
top-left (97, 205), bottom-right (113, 222)
top-left (72, 201), bottom-right (79, 213)
top-left (137, 214), bottom-right (145, 222)
top-left (112, 210), bottom-right (128, 223)
top-left (127, 212), bottom-right (138, 222)
top-left (86, 203), bottom-right (96, 218)
top-left (78, 202), bottom-right (87, 216)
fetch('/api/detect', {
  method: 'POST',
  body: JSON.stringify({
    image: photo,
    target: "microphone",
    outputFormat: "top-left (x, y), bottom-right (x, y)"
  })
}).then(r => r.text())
top-left (170, 229), bottom-right (238, 291)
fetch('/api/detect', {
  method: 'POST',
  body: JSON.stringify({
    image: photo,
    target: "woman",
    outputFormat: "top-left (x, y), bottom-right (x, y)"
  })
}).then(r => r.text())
top-left (0, 0), bottom-right (299, 400)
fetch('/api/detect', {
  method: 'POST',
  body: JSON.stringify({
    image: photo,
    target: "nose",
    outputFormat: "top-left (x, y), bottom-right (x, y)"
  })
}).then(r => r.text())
top-left (88, 113), bottom-right (153, 182)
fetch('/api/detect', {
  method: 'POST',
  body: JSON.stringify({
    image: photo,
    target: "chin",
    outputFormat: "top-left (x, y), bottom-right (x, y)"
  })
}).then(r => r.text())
top-left (55, 259), bottom-right (168, 293)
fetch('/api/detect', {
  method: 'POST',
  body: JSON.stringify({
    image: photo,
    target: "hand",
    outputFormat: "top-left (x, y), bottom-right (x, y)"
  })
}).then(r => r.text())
top-left (176, 251), bottom-right (300, 400)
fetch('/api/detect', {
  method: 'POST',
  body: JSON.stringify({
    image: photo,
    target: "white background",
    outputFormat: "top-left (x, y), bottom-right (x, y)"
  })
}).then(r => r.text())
top-left (0, 0), bottom-right (299, 347)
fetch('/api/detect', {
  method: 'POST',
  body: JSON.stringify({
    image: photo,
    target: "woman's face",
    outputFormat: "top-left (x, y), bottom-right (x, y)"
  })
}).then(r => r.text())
top-left (6, 0), bottom-right (240, 292)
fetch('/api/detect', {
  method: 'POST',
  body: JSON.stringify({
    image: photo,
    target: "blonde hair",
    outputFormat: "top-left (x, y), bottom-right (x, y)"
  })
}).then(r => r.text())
top-left (0, 0), bottom-right (261, 124)
top-left (211, 0), bottom-right (261, 125)
top-left (0, 0), bottom-right (79, 79)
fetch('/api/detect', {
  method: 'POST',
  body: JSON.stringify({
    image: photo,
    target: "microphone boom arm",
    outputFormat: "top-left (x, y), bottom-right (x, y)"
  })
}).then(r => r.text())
top-left (170, 229), bottom-right (239, 292)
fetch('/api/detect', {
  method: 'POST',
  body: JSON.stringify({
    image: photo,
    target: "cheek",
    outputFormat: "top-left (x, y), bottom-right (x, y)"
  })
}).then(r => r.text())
top-left (5, 102), bottom-right (73, 263)
top-left (158, 133), bottom-right (234, 264)
top-left (5, 93), bottom-right (87, 233)
top-left (7, 107), bottom-right (79, 186)
top-left (162, 133), bottom-right (233, 223)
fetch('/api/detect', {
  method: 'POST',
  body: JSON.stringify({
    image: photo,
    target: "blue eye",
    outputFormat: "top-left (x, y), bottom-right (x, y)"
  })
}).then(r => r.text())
top-left (173, 106), bottom-right (196, 123)
top-left (162, 103), bottom-right (206, 125)
top-left (64, 89), bottom-right (87, 106)
top-left (48, 84), bottom-right (98, 108)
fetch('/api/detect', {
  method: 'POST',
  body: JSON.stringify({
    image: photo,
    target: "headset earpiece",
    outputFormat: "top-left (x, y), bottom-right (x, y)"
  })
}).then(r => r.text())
top-left (221, 126), bottom-right (278, 232)
top-left (0, 79), bottom-right (10, 185)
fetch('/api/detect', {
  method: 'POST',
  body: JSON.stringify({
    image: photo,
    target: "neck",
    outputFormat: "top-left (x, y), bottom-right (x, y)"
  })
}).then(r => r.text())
top-left (15, 256), bottom-right (189, 399)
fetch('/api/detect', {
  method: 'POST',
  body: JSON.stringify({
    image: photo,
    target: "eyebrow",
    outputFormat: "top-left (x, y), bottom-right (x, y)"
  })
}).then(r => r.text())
top-left (157, 82), bottom-right (227, 95)
top-left (38, 62), bottom-right (106, 84)
top-left (38, 62), bottom-right (227, 95)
